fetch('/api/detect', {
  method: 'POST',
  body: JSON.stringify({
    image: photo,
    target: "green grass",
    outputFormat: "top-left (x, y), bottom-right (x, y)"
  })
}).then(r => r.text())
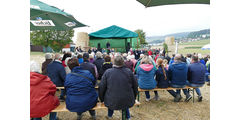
top-left (184, 47), bottom-right (202, 49)
top-left (178, 49), bottom-right (210, 55)
top-left (30, 52), bottom-right (45, 56)
top-left (179, 39), bottom-right (210, 46)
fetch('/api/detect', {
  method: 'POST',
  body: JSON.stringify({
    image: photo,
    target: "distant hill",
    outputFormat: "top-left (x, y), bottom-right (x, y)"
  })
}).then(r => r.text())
top-left (147, 29), bottom-right (210, 44)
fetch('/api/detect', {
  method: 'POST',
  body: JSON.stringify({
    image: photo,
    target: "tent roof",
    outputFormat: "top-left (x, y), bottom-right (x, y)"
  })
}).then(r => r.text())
top-left (136, 0), bottom-right (210, 7)
top-left (89, 25), bottom-right (138, 39)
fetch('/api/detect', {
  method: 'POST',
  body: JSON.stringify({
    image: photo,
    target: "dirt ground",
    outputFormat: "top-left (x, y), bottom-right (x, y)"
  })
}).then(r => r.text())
top-left (31, 54), bottom-right (210, 120)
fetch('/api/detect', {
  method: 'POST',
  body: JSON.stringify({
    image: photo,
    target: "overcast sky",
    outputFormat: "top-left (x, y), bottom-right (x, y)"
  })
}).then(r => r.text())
top-left (39, 0), bottom-right (210, 41)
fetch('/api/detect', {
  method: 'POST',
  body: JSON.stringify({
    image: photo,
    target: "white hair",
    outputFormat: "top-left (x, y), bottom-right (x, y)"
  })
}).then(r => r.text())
top-left (127, 55), bottom-right (131, 61)
top-left (30, 61), bottom-right (40, 73)
top-left (96, 51), bottom-right (102, 58)
top-left (45, 53), bottom-right (52, 59)
top-left (140, 54), bottom-right (144, 58)
top-left (131, 55), bottom-right (135, 59)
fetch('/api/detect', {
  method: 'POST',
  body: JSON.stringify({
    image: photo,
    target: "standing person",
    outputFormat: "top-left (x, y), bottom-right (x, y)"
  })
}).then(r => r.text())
top-left (65, 58), bottom-right (98, 120)
top-left (47, 53), bottom-right (66, 102)
top-left (99, 55), bottom-right (138, 120)
top-left (30, 61), bottom-right (59, 120)
top-left (106, 42), bottom-right (111, 54)
top-left (80, 53), bottom-right (98, 80)
top-left (167, 54), bottom-right (191, 102)
top-left (148, 49), bottom-right (153, 56)
top-left (137, 56), bottom-right (158, 101)
top-left (42, 53), bottom-right (53, 75)
top-left (93, 52), bottom-right (104, 80)
top-left (186, 55), bottom-right (206, 102)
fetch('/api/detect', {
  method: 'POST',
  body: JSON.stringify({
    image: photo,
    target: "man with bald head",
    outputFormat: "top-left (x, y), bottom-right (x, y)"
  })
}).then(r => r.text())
top-left (167, 54), bottom-right (192, 102)
top-left (47, 53), bottom-right (66, 102)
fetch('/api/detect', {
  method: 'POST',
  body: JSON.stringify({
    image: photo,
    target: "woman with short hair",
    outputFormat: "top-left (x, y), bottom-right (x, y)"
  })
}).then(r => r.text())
top-left (65, 58), bottom-right (98, 120)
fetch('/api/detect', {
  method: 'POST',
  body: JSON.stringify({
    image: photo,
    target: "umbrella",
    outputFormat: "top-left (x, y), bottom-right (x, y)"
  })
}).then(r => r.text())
top-left (201, 44), bottom-right (210, 50)
top-left (136, 0), bottom-right (210, 7)
top-left (30, 0), bottom-right (87, 31)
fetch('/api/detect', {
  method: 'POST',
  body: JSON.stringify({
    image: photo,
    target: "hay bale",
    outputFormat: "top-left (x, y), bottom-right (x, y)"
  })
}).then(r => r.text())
top-left (165, 36), bottom-right (175, 45)
top-left (75, 32), bottom-right (89, 51)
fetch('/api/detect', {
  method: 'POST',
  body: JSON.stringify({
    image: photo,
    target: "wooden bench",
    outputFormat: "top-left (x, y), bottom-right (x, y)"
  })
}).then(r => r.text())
top-left (137, 86), bottom-right (199, 103)
top-left (52, 101), bottom-right (141, 120)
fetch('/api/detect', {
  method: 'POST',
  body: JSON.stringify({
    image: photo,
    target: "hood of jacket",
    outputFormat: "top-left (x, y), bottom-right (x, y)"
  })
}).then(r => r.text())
top-left (139, 64), bottom-right (154, 72)
top-left (30, 72), bottom-right (48, 85)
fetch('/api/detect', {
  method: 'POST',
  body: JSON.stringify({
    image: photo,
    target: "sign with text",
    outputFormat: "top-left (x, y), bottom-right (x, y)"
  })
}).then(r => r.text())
top-left (31, 20), bottom-right (55, 26)
top-left (65, 22), bottom-right (76, 27)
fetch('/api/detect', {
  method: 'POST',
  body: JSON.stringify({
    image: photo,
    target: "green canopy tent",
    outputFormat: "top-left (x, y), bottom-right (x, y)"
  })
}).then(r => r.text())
top-left (30, 0), bottom-right (86, 30)
top-left (89, 25), bottom-right (139, 53)
top-left (136, 0), bottom-right (210, 7)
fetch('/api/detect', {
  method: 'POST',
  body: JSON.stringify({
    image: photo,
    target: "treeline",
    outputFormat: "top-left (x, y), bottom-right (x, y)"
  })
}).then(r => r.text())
top-left (187, 29), bottom-right (210, 38)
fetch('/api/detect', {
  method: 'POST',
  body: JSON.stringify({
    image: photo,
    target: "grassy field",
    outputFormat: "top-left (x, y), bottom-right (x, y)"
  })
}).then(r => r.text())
top-left (151, 39), bottom-right (210, 56)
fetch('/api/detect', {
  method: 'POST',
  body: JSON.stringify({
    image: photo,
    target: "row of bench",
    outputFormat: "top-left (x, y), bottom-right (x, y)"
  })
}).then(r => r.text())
top-left (53, 86), bottom-right (199, 119)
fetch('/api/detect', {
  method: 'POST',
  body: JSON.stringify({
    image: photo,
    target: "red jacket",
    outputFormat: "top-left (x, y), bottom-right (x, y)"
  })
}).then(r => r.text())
top-left (148, 50), bottom-right (153, 55)
top-left (30, 72), bottom-right (59, 118)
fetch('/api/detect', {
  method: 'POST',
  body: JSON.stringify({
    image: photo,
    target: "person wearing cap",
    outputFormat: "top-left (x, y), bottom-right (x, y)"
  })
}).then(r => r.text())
top-left (30, 61), bottom-right (59, 120)
top-left (99, 55), bottom-right (138, 120)
top-left (47, 53), bottom-right (66, 102)
top-left (41, 53), bottom-right (53, 75)
top-left (80, 53), bottom-right (98, 80)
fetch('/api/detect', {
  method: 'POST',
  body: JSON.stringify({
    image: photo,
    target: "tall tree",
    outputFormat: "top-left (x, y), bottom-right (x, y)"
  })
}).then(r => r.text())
top-left (30, 30), bottom-right (74, 52)
top-left (134, 29), bottom-right (147, 45)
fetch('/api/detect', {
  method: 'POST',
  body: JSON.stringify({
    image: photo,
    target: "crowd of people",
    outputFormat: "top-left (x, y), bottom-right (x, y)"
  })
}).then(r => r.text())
top-left (30, 48), bottom-right (210, 120)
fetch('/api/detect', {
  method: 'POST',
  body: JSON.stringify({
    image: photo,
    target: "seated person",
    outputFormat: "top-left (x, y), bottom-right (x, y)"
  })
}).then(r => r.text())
top-left (30, 61), bottom-right (59, 120)
top-left (167, 54), bottom-right (192, 102)
top-left (65, 58), bottom-right (98, 120)
top-left (186, 55), bottom-right (206, 102)
top-left (137, 56), bottom-right (158, 102)
top-left (99, 55), bottom-right (138, 120)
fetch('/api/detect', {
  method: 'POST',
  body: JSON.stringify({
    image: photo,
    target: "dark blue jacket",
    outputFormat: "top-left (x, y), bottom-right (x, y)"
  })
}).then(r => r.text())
top-left (80, 60), bottom-right (96, 79)
top-left (168, 62), bottom-right (188, 86)
top-left (188, 62), bottom-right (206, 84)
top-left (65, 66), bottom-right (98, 113)
top-left (47, 61), bottom-right (66, 87)
top-left (156, 66), bottom-right (169, 88)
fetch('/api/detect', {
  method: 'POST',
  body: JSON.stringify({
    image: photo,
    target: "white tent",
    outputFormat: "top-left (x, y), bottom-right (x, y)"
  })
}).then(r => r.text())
top-left (201, 44), bottom-right (210, 50)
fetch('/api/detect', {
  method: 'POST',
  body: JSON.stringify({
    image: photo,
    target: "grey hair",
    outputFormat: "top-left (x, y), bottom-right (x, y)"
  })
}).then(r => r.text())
top-left (96, 52), bottom-right (102, 58)
top-left (174, 54), bottom-right (182, 62)
top-left (45, 53), bottom-right (52, 59)
top-left (30, 61), bottom-right (40, 73)
top-left (114, 55), bottom-right (124, 67)
top-left (54, 53), bottom-right (61, 60)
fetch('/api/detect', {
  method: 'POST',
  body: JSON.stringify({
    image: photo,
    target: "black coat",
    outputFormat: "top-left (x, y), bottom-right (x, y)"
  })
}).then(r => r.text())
top-left (93, 58), bottom-right (104, 79)
top-left (99, 62), bottom-right (113, 80)
top-left (80, 61), bottom-right (96, 79)
top-left (99, 66), bottom-right (138, 110)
